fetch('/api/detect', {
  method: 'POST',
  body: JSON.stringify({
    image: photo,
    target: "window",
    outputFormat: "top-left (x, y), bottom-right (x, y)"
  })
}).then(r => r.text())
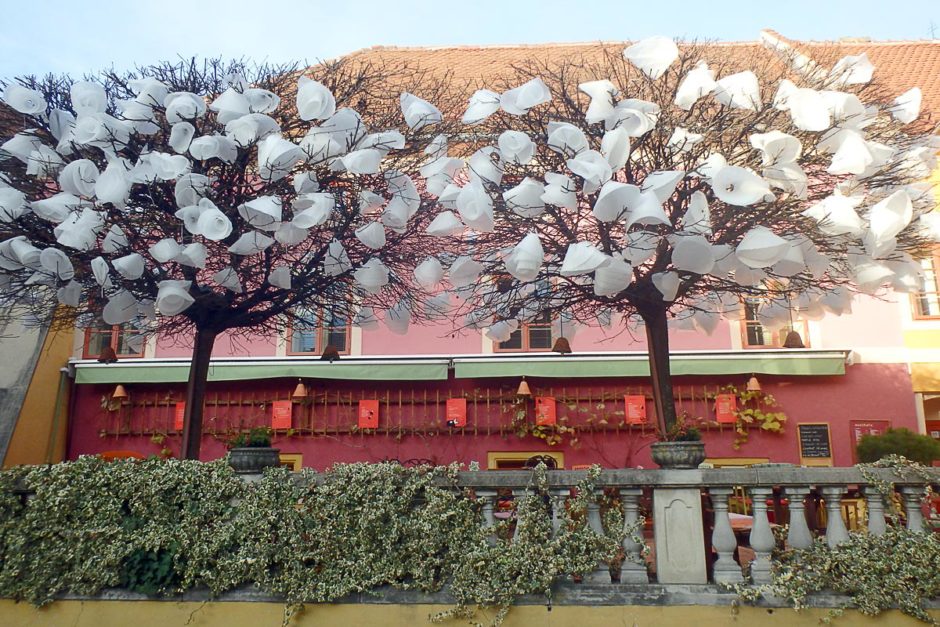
top-left (83, 324), bottom-right (145, 359)
top-left (912, 250), bottom-right (940, 319)
top-left (487, 451), bottom-right (565, 469)
top-left (741, 298), bottom-right (810, 348)
top-left (495, 311), bottom-right (554, 352)
top-left (288, 305), bottom-right (350, 356)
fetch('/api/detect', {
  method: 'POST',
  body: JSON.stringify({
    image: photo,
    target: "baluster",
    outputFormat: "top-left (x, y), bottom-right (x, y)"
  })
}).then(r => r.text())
top-left (584, 490), bottom-right (610, 583)
top-left (550, 488), bottom-right (569, 536)
top-left (901, 486), bottom-right (925, 532)
top-left (820, 486), bottom-right (849, 547)
top-left (619, 488), bottom-right (648, 584)
top-left (477, 489), bottom-right (497, 546)
top-left (862, 487), bottom-right (887, 536)
top-left (511, 488), bottom-right (523, 541)
top-left (709, 487), bottom-right (743, 584)
top-left (748, 487), bottom-right (775, 584)
top-left (783, 486), bottom-right (814, 550)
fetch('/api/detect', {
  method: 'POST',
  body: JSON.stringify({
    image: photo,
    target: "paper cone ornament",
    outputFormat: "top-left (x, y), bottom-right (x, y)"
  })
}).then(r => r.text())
top-left (164, 91), bottom-right (206, 123)
top-left (830, 53), bottom-right (874, 86)
top-left (560, 242), bottom-right (610, 276)
top-left (196, 207), bottom-right (233, 241)
top-left (0, 188), bottom-right (26, 223)
top-left (300, 108), bottom-right (365, 162)
top-left (9, 238), bottom-right (40, 268)
top-left (323, 240), bottom-right (351, 276)
top-left (385, 302), bottom-right (411, 335)
top-left (175, 173), bottom-right (211, 207)
top-left (1, 133), bottom-right (42, 164)
top-left (623, 192), bottom-right (670, 230)
top-left (667, 127), bottom-right (704, 154)
top-left (710, 244), bottom-right (736, 277)
top-left (102, 225), bottom-right (128, 253)
top-left (383, 197), bottom-right (411, 232)
top-left (601, 127), bottom-right (630, 171)
top-left (345, 220), bottom-right (382, 250)
top-left (750, 131), bottom-right (801, 166)
top-left (238, 196), bottom-right (282, 231)
top-left (465, 309), bottom-right (493, 330)
top-left (497, 130), bottom-right (535, 164)
top-left (228, 231), bottom-right (274, 256)
top-left (168, 122), bottom-right (195, 153)
top-left (258, 134), bottom-right (303, 181)
top-left (623, 231), bottom-right (660, 264)
top-left (486, 320), bottom-right (519, 343)
top-left (354, 258), bottom-right (390, 294)
top-left (408, 256), bottom-right (443, 290)
top-left (503, 178), bottom-right (545, 218)
top-left (456, 183), bottom-right (494, 232)
top-left (400, 92), bottom-right (442, 130)
top-left (604, 99), bottom-right (660, 135)
top-left (505, 233), bottom-right (544, 282)
top-left (341, 149), bottom-right (383, 175)
top-left (593, 257), bottom-right (633, 296)
top-left (731, 262), bottom-right (766, 287)
top-left (57, 280), bottom-right (82, 306)
top-left (714, 71), bottom-right (760, 111)
top-left (95, 161), bottom-right (131, 207)
top-left (175, 203), bottom-right (207, 235)
top-left (0, 237), bottom-right (23, 271)
top-left (735, 226), bottom-right (790, 268)
top-left (189, 135), bottom-right (236, 163)
top-left (711, 166), bottom-right (773, 206)
top-left (670, 235), bottom-right (715, 275)
top-left (803, 194), bottom-right (864, 236)
top-left (449, 256), bottom-right (484, 288)
top-left (292, 193), bottom-right (334, 228)
top-left (623, 36), bottom-right (678, 80)
top-left (426, 211), bottom-right (464, 237)
top-left (786, 88), bottom-right (831, 131)
top-left (770, 240), bottom-right (806, 277)
top-left (293, 171), bottom-right (319, 195)
top-left (225, 113), bottom-right (280, 147)
top-left (58, 159), bottom-right (99, 197)
top-left (541, 173), bottom-right (577, 209)
top-left (213, 267), bottom-right (243, 293)
top-left (547, 122), bottom-right (589, 157)
top-left (297, 77), bottom-right (336, 121)
top-left (593, 181), bottom-right (639, 223)
top-left (652, 271), bottom-right (681, 301)
top-left (54, 207), bottom-right (103, 251)
top-left (826, 131), bottom-right (873, 175)
top-left (3, 84), bottom-right (46, 115)
top-left (641, 170), bottom-right (684, 203)
top-left (682, 191), bottom-right (711, 235)
top-left (269, 266), bottom-right (291, 289)
top-left (461, 89), bottom-right (501, 124)
top-left (500, 78), bottom-right (551, 115)
top-left (869, 190), bottom-right (913, 245)
top-left (579, 80), bottom-right (619, 123)
top-left (154, 280), bottom-right (193, 316)
top-left (209, 87), bottom-right (250, 124)
top-left (892, 87), bottom-right (922, 124)
top-left (347, 307), bottom-right (377, 331)
top-left (567, 150), bottom-right (612, 194)
top-left (102, 290), bottom-right (138, 326)
top-left (675, 62), bottom-right (716, 110)
top-left (468, 147), bottom-right (503, 186)
top-left (112, 253), bottom-right (145, 279)
top-left (39, 247), bottom-right (74, 280)
top-left (176, 243), bottom-right (207, 269)
top-left (149, 238), bottom-right (182, 263)
top-left (358, 130), bottom-right (406, 153)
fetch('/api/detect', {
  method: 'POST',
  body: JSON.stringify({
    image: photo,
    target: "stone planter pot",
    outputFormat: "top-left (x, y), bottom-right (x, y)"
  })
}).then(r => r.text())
top-left (650, 441), bottom-right (706, 469)
top-left (228, 447), bottom-right (281, 474)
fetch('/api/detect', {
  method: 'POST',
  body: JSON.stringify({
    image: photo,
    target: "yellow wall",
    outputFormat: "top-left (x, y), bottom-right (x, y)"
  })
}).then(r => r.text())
top-left (0, 600), bottom-right (937, 627)
top-left (2, 327), bottom-right (73, 467)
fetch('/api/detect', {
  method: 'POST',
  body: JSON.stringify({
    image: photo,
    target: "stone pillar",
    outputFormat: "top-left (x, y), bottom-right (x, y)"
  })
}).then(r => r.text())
top-left (511, 489), bottom-right (523, 541)
top-left (619, 488), bottom-right (648, 584)
top-left (820, 486), bottom-right (849, 547)
top-left (748, 487), bottom-right (775, 584)
top-left (477, 489), bottom-right (497, 546)
top-left (584, 490), bottom-right (610, 583)
top-left (653, 487), bottom-right (707, 584)
top-left (550, 488), bottom-right (569, 536)
top-left (784, 486), bottom-right (814, 550)
top-left (901, 487), bottom-right (925, 532)
top-left (862, 488), bottom-right (887, 536)
top-left (709, 487), bottom-right (743, 584)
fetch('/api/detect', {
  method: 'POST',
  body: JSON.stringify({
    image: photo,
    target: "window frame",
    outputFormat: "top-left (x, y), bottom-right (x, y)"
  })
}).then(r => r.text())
top-left (82, 324), bottom-right (145, 359)
top-left (493, 311), bottom-right (555, 353)
top-left (740, 297), bottom-right (811, 349)
top-left (286, 306), bottom-right (352, 357)
top-left (911, 248), bottom-right (940, 320)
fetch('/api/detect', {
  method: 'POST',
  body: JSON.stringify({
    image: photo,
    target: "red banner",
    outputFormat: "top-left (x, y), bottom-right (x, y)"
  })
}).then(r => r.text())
top-left (358, 399), bottom-right (380, 429)
top-left (715, 394), bottom-right (737, 423)
top-left (624, 395), bottom-right (647, 425)
top-left (446, 398), bottom-right (467, 428)
top-left (174, 402), bottom-right (185, 431)
top-left (535, 396), bottom-right (557, 426)
top-left (271, 400), bottom-right (293, 430)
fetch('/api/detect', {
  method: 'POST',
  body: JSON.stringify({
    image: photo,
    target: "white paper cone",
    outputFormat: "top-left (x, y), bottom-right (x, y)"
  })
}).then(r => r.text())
top-left (505, 233), bottom-right (544, 282)
top-left (176, 243), bottom-right (207, 269)
top-left (449, 256), bottom-right (484, 288)
top-left (461, 89), bottom-right (501, 124)
top-left (426, 211), bottom-right (464, 236)
top-left (560, 242), bottom-right (610, 276)
top-left (113, 253), bottom-right (145, 279)
top-left (39, 247), bottom-right (74, 280)
top-left (735, 226), bottom-right (790, 268)
top-left (149, 238), bottom-right (182, 263)
top-left (355, 222), bottom-right (386, 249)
top-left (213, 267), bottom-right (243, 293)
top-left (623, 36), bottom-right (678, 80)
top-left (486, 320), bottom-right (519, 343)
top-left (238, 196), bottom-right (282, 231)
top-left (671, 235), bottom-right (715, 275)
top-left (414, 256), bottom-right (445, 289)
top-left (711, 166), bottom-right (773, 206)
top-left (593, 257), bottom-right (633, 296)
top-left (652, 271), bottom-right (680, 301)
top-left (228, 231), bottom-right (274, 256)
top-left (354, 258), bottom-right (390, 294)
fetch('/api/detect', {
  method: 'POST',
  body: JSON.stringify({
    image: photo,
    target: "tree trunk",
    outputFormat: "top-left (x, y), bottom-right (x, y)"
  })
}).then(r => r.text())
top-left (641, 306), bottom-right (678, 434)
top-left (181, 328), bottom-right (218, 460)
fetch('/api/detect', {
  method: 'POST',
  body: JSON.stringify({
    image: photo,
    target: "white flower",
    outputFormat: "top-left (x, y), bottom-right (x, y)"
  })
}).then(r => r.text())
top-left (296, 77), bottom-right (336, 121)
top-left (163, 92), bottom-right (207, 123)
top-left (70, 81), bottom-right (107, 115)
top-left (497, 130), bottom-right (535, 164)
top-left (3, 84), bottom-right (46, 115)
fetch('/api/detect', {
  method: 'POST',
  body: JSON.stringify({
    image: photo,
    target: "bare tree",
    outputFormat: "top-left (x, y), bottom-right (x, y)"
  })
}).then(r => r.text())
top-left (441, 40), bottom-right (938, 432)
top-left (0, 56), bottom-right (459, 458)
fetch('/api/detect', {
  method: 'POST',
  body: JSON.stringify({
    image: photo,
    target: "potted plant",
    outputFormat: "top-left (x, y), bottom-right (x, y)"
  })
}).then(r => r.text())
top-left (227, 427), bottom-right (280, 474)
top-left (650, 415), bottom-right (706, 469)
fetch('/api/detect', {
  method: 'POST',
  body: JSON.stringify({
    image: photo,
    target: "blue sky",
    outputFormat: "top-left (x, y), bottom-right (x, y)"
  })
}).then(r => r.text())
top-left (1, 0), bottom-right (938, 79)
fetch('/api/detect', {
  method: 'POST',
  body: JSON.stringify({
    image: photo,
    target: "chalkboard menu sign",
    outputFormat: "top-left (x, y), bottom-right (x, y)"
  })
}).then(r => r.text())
top-left (798, 423), bottom-right (832, 460)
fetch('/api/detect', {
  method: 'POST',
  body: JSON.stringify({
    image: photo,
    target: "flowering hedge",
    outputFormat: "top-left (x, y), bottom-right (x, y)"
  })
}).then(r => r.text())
top-left (0, 457), bottom-right (620, 625)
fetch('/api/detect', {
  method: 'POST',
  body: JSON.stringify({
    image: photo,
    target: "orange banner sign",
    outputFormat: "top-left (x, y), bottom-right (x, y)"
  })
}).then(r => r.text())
top-left (358, 399), bottom-right (380, 429)
top-left (446, 398), bottom-right (467, 428)
top-left (535, 396), bottom-right (557, 426)
top-left (624, 395), bottom-right (647, 425)
top-left (715, 394), bottom-right (737, 423)
top-left (272, 400), bottom-right (293, 430)
top-left (174, 402), bottom-right (185, 431)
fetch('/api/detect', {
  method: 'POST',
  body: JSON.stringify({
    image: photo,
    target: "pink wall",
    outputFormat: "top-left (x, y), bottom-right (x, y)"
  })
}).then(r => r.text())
top-left (816, 295), bottom-right (906, 349)
top-left (67, 363), bottom-right (917, 469)
top-left (155, 330), bottom-right (277, 358)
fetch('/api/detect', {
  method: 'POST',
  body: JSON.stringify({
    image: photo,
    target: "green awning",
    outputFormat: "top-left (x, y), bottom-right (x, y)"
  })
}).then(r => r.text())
top-left (453, 353), bottom-right (846, 379)
top-left (74, 360), bottom-right (450, 384)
